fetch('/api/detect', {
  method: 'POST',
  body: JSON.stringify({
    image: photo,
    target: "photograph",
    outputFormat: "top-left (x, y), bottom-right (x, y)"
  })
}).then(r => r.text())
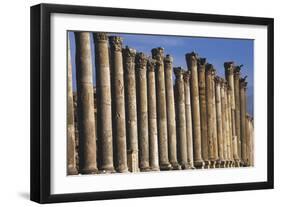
top-left (67, 31), bottom-right (254, 175)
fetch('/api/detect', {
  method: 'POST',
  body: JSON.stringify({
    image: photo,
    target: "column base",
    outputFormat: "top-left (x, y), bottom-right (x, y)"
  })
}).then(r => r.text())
top-left (210, 160), bottom-right (216, 169)
top-left (67, 167), bottom-right (78, 175)
top-left (160, 162), bottom-right (173, 171)
top-left (150, 166), bottom-right (160, 171)
top-left (171, 161), bottom-right (182, 170)
top-left (203, 160), bottom-right (210, 169)
top-left (234, 160), bottom-right (240, 167)
top-left (140, 166), bottom-right (151, 172)
top-left (180, 163), bottom-right (191, 170)
top-left (99, 165), bottom-right (115, 174)
top-left (116, 165), bottom-right (129, 173)
top-left (194, 159), bottom-right (205, 169)
top-left (187, 161), bottom-right (195, 169)
top-left (79, 167), bottom-right (98, 174)
top-left (220, 160), bottom-right (226, 168)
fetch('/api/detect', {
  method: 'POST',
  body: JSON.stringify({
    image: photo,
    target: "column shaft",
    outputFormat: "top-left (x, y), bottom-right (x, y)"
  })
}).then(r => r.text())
top-left (240, 78), bottom-right (248, 166)
top-left (164, 55), bottom-right (181, 170)
top-left (184, 71), bottom-right (194, 169)
top-left (93, 32), bottom-right (114, 173)
top-left (152, 47), bottom-right (172, 170)
top-left (136, 52), bottom-right (150, 171)
top-left (75, 32), bottom-right (98, 174)
top-left (123, 47), bottom-right (139, 172)
top-left (147, 59), bottom-right (160, 171)
top-left (185, 52), bottom-right (204, 168)
top-left (220, 80), bottom-right (228, 167)
top-left (109, 36), bottom-right (128, 172)
top-left (174, 67), bottom-right (189, 169)
top-left (67, 34), bottom-right (78, 175)
top-left (198, 58), bottom-right (209, 167)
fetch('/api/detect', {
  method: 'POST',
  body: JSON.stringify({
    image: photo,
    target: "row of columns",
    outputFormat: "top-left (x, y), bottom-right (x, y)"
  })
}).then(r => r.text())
top-left (67, 32), bottom-right (254, 175)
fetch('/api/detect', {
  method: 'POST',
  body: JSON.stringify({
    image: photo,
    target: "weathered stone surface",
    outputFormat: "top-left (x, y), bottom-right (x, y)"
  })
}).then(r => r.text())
top-left (93, 32), bottom-right (115, 173)
top-left (136, 52), bottom-right (150, 171)
top-left (164, 55), bottom-right (181, 170)
top-left (152, 47), bottom-right (172, 170)
top-left (198, 58), bottom-right (209, 167)
top-left (185, 52), bottom-right (204, 169)
top-left (147, 58), bottom-right (160, 171)
top-left (240, 77), bottom-right (248, 166)
top-left (109, 36), bottom-right (128, 173)
top-left (123, 46), bottom-right (139, 172)
top-left (75, 32), bottom-right (98, 174)
top-left (67, 34), bottom-right (78, 175)
top-left (174, 67), bottom-right (189, 169)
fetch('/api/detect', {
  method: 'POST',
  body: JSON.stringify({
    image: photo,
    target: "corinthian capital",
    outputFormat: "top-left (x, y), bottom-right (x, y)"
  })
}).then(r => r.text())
top-left (240, 76), bottom-right (248, 89)
top-left (93, 32), bottom-right (108, 43)
top-left (214, 76), bottom-right (222, 84)
top-left (185, 51), bottom-right (199, 69)
top-left (224, 61), bottom-right (235, 75)
top-left (183, 70), bottom-right (191, 81)
top-left (197, 57), bottom-right (206, 69)
top-left (109, 36), bottom-right (123, 52)
top-left (147, 58), bottom-right (156, 72)
top-left (206, 63), bottom-right (214, 75)
top-left (151, 47), bottom-right (164, 63)
top-left (135, 52), bottom-right (148, 69)
top-left (174, 67), bottom-right (185, 78)
top-left (164, 54), bottom-right (173, 66)
top-left (122, 46), bottom-right (136, 63)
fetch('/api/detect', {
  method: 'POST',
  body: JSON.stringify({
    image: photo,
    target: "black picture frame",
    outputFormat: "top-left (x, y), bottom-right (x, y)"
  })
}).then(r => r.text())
top-left (30, 3), bottom-right (274, 204)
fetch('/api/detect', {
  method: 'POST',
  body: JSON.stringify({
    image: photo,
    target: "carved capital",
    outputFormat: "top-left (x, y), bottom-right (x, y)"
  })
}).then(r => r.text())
top-left (185, 51), bottom-right (199, 69)
top-left (224, 61), bottom-right (235, 75)
top-left (109, 36), bottom-right (123, 52)
top-left (147, 58), bottom-right (156, 72)
top-left (183, 70), bottom-right (191, 81)
top-left (240, 76), bottom-right (248, 89)
top-left (174, 67), bottom-right (185, 78)
top-left (234, 64), bottom-right (243, 77)
top-left (122, 46), bottom-right (136, 63)
top-left (206, 63), bottom-right (214, 75)
top-left (214, 76), bottom-right (221, 84)
top-left (164, 54), bottom-right (173, 66)
top-left (197, 57), bottom-right (206, 68)
top-left (135, 52), bottom-right (148, 69)
top-left (220, 78), bottom-right (227, 88)
top-left (151, 47), bottom-right (164, 64)
top-left (93, 32), bottom-right (108, 43)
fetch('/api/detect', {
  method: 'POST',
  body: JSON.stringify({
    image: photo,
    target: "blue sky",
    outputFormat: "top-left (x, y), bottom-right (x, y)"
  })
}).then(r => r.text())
top-left (69, 31), bottom-right (253, 116)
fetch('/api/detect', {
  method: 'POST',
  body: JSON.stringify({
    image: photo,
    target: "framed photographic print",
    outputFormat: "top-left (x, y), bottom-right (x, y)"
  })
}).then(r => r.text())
top-left (30, 3), bottom-right (274, 203)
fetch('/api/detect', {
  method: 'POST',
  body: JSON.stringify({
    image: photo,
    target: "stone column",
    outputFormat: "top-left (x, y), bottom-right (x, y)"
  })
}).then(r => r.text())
top-left (206, 64), bottom-right (216, 168)
top-left (93, 32), bottom-right (115, 173)
top-left (183, 71), bottom-right (195, 169)
top-left (123, 46), bottom-right (139, 172)
top-left (215, 77), bottom-right (224, 168)
top-left (164, 55), bottom-right (181, 170)
top-left (109, 36), bottom-right (128, 173)
top-left (224, 83), bottom-right (231, 167)
top-left (136, 52), bottom-right (150, 172)
top-left (227, 87), bottom-right (235, 167)
top-left (234, 66), bottom-right (242, 160)
top-left (174, 67), bottom-right (189, 169)
top-left (185, 52), bottom-right (204, 169)
top-left (220, 80), bottom-right (228, 168)
top-left (249, 117), bottom-right (254, 166)
top-left (147, 58), bottom-right (160, 171)
top-left (67, 34), bottom-right (78, 175)
top-left (75, 32), bottom-right (98, 174)
top-left (224, 62), bottom-right (239, 166)
top-left (246, 114), bottom-right (251, 166)
top-left (152, 47), bottom-right (172, 170)
top-left (240, 77), bottom-right (248, 166)
top-left (198, 58), bottom-right (209, 167)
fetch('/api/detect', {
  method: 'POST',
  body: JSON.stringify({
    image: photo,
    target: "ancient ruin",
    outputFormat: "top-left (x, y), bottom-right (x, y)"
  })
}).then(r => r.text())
top-left (67, 32), bottom-right (254, 175)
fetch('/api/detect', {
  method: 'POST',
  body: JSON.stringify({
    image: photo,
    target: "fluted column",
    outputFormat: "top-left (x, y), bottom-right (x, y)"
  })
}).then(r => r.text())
top-left (220, 80), bottom-right (227, 168)
top-left (206, 64), bottom-right (216, 168)
top-left (109, 36), bottom-right (128, 173)
top-left (185, 52), bottom-right (204, 169)
top-left (198, 58), bottom-right (209, 167)
top-left (67, 34), bottom-right (78, 175)
top-left (224, 83), bottom-right (231, 167)
top-left (234, 66), bottom-right (242, 160)
top-left (248, 117), bottom-right (254, 166)
top-left (164, 55), bottom-right (181, 170)
top-left (225, 62), bottom-right (239, 166)
top-left (75, 32), bottom-right (98, 174)
top-left (136, 52), bottom-right (150, 171)
top-left (240, 77), bottom-right (248, 166)
top-left (174, 67), bottom-right (189, 169)
top-left (147, 58), bottom-right (160, 171)
top-left (214, 77), bottom-right (224, 168)
top-left (123, 46), bottom-right (139, 172)
top-left (183, 71), bottom-right (194, 169)
top-left (246, 114), bottom-right (252, 166)
top-left (93, 32), bottom-right (115, 173)
top-left (152, 47), bottom-right (172, 170)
